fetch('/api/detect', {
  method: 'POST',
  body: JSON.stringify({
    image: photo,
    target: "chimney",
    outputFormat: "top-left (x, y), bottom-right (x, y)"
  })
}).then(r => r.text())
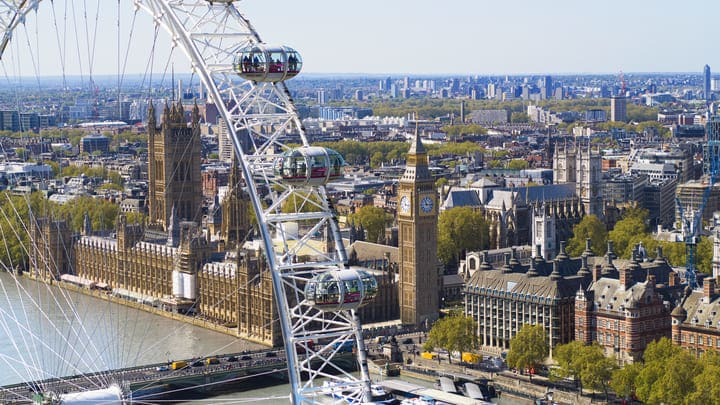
top-left (669, 271), bottom-right (680, 287)
top-left (647, 274), bottom-right (656, 290)
top-left (704, 278), bottom-right (716, 303)
top-left (593, 264), bottom-right (602, 282)
top-left (620, 267), bottom-right (632, 290)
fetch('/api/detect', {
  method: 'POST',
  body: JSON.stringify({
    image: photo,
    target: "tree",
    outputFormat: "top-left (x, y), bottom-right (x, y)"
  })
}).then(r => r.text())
top-left (688, 351), bottom-right (720, 404)
top-left (566, 214), bottom-right (607, 257)
top-left (610, 362), bottom-right (642, 401)
top-left (577, 344), bottom-right (616, 401)
top-left (437, 207), bottom-right (489, 267)
top-left (634, 337), bottom-right (701, 405)
top-left (58, 196), bottom-right (120, 232)
top-left (553, 341), bottom-right (585, 390)
top-left (510, 111), bottom-right (529, 123)
top-left (424, 315), bottom-right (477, 364)
top-left (608, 210), bottom-right (649, 259)
top-left (351, 205), bottom-right (388, 244)
top-left (506, 159), bottom-right (529, 170)
top-left (506, 324), bottom-right (548, 378)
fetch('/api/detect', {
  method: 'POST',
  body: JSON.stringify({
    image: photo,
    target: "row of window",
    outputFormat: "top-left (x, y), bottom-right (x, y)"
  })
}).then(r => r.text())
top-left (681, 333), bottom-right (720, 348)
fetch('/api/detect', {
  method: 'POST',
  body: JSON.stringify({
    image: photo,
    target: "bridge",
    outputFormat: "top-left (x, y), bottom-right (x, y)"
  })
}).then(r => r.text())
top-left (0, 349), bottom-right (356, 404)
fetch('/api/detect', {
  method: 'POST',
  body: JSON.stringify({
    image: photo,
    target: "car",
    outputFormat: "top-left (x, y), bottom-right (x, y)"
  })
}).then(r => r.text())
top-left (190, 360), bottom-right (204, 367)
top-left (155, 366), bottom-right (169, 372)
top-left (241, 355), bottom-right (252, 361)
top-left (265, 351), bottom-right (277, 357)
top-left (402, 338), bottom-right (413, 344)
top-left (227, 356), bottom-right (238, 362)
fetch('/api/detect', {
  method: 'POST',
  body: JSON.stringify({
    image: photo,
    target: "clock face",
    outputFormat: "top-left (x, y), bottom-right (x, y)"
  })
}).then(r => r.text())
top-left (399, 196), bottom-right (410, 213)
top-left (420, 196), bottom-right (434, 213)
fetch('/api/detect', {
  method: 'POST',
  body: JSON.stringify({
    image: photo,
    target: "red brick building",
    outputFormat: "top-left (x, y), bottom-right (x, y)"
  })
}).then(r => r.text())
top-left (671, 278), bottom-right (720, 356)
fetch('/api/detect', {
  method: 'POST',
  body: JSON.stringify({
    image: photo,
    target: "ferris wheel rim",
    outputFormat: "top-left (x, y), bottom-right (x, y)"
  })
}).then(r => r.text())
top-left (0, 1), bottom-right (373, 403)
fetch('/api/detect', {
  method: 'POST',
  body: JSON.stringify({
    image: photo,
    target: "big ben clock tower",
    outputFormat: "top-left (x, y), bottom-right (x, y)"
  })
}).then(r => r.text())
top-left (397, 126), bottom-right (439, 326)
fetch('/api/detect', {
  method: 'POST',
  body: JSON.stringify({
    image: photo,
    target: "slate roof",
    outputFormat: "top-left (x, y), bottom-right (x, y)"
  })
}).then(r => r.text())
top-left (678, 290), bottom-right (720, 329)
top-left (586, 277), bottom-right (653, 312)
top-left (347, 241), bottom-right (398, 263)
top-left (465, 267), bottom-right (582, 300)
top-left (442, 190), bottom-right (482, 209)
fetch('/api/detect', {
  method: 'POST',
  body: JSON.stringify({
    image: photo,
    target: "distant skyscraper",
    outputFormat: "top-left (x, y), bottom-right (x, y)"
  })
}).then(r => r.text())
top-left (487, 83), bottom-right (496, 99)
top-left (354, 90), bottom-right (363, 101)
top-left (705, 64), bottom-right (712, 101)
top-left (610, 95), bottom-right (627, 122)
top-left (542, 75), bottom-right (553, 100)
top-left (317, 89), bottom-right (326, 105)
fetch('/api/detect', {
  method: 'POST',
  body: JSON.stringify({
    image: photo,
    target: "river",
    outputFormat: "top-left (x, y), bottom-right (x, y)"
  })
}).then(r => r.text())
top-left (0, 272), bottom-right (529, 404)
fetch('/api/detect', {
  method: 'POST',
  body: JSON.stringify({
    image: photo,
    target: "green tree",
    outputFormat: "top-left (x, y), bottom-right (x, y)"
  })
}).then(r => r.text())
top-left (506, 324), bottom-right (548, 378)
top-left (424, 315), bottom-right (478, 364)
top-left (610, 362), bottom-right (642, 401)
top-left (688, 351), bottom-right (720, 404)
top-left (608, 208), bottom-right (649, 259)
top-left (634, 337), bottom-right (701, 405)
top-left (58, 196), bottom-right (119, 232)
top-left (351, 205), bottom-right (388, 243)
top-left (577, 344), bottom-right (616, 401)
top-left (437, 207), bottom-right (489, 267)
top-left (506, 159), bottom-right (529, 170)
top-left (552, 341), bottom-right (585, 389)
top-left (566, 214), bottom-right (607, 257)
top-left (510, 111), bottom-right (529, 123)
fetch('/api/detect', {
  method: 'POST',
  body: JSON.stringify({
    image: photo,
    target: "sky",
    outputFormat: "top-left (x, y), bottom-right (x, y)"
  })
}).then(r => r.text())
top-left (2, 0), bottom-right (719, 77)
top-left (240, 0), bottom-right (720, 75)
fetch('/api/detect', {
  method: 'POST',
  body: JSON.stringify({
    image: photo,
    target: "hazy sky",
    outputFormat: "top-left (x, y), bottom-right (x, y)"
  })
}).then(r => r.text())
top-left (3, 0), bottom-right (719, 77)
top-left (240, 0), bottom-right (720, 75)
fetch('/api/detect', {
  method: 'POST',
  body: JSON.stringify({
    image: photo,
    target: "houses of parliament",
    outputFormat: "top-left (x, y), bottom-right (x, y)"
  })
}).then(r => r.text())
top-left (29, 101), bottom-right (403, 346)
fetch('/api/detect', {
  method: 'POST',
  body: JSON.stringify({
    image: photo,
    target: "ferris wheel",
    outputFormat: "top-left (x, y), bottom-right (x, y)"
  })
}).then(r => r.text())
top-left (0, 1), bottom-right (376, 404)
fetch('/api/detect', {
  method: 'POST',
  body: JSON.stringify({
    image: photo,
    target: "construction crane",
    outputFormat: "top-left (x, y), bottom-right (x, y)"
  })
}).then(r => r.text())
top-left (676, 117), bottom-right (720, 288)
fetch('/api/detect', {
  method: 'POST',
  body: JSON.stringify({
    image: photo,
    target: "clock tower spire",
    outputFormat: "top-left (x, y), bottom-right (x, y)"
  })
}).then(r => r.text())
top-left (397, 122), bottom-right (439, 326)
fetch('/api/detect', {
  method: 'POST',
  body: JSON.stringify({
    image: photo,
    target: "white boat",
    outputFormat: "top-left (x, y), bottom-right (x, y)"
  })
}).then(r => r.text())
top-left (322, 380), bottom-right (398, 404)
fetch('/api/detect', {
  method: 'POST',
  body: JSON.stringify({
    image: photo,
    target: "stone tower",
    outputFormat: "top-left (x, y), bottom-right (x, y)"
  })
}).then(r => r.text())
top-left (553, 141), bottom-right (602, 217)
top-left (577, 142), bottom-right (602, 217)
top-left (221, 153), bottom-right (251, 249)
top-left (532, 202), bottom-right (556, 260)
top-left (553, 141), bottom-right (576, 184)
top-left (397, 126), bottom-right (439, 327)
top-left (29, 216), bottom-right (73, 280)
top-left (148, 100), bottom-right (203, 230)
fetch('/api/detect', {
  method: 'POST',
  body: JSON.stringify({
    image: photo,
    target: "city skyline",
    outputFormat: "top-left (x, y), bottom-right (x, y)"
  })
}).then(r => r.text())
top-left (2, 1), bottom-right (719, 78)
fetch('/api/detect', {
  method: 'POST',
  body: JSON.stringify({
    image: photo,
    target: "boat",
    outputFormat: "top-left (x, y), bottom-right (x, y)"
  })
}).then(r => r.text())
top-left (462, 382), bottom-right (487, 400)
top-left (400, 396), bottom-right (437, 405)
top-left (535, 391), bottom-right (559, 405)
top-left (435, 377), bottom-right (459, 394)
top-left (322, 380), bottom-right (399, 404)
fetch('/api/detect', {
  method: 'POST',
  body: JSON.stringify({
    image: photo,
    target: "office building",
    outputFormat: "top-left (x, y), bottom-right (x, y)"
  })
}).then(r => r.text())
top-left (611, 96), bottom-right (627, 122)
top-left (704, 64), bottom-right (711, 101)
